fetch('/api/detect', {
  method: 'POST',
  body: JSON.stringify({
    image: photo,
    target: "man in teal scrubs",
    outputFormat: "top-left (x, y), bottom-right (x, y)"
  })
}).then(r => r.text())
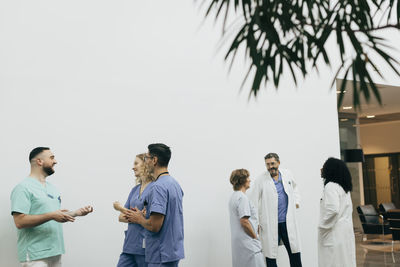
top-left (11, 147), bottom-right (93, 266)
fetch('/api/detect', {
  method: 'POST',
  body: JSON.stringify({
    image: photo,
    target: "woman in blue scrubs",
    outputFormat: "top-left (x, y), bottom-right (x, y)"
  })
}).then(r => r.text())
top-left (116, 153), bottom-right (154, 267)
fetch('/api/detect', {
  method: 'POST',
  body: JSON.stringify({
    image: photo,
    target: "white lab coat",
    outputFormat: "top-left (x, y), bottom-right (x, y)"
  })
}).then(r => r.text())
top-left (318, 182), bottom-right (356, 267)
top-left (248, 169), bottom-right (301, 258)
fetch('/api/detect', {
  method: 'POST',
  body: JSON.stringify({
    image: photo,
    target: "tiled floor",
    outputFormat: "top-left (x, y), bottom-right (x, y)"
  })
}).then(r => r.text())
top-left (356, 233), bottom-right (400, 266)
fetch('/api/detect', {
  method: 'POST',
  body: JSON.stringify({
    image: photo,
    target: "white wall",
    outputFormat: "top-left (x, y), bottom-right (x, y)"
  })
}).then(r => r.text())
top-left (0, 1), bottom-right (341, 266)
top-left (360, 121), bottom-right (400, 154)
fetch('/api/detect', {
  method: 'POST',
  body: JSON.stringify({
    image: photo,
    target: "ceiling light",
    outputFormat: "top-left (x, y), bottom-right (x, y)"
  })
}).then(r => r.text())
top-left (342, 106), bottom-right (352, 110)
top-left (336, 90), bottom-right (347, 93)
top-left (340, 118), bottom-right (349, 122)
top-left (366, 115), bottom-right (375, 118)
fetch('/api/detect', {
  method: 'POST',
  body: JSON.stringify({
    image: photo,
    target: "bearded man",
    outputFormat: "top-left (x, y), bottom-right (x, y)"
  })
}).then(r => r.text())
top-left (248, 153), bottom-right (302, 267)
top-left (11, 147), bottom-right (93, 267)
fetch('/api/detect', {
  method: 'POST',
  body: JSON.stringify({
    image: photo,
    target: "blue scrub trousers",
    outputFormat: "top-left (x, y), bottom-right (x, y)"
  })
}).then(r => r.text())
top-left (117, 252), bottom-right (147, 267)
top-left (147, 261), bottom-right (179, 267)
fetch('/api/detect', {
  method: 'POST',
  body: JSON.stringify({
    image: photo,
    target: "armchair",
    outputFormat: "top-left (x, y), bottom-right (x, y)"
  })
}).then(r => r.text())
top-left (387, 217), bottom-right (400, 252)
top-left (379, 202), bottom-right (397, 220)
top-left (357, 205), bottom-right (391, 241)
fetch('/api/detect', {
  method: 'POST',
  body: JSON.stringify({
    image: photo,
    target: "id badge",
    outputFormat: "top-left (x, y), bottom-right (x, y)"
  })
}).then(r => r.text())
top-left (142, 238), bottom-right (146, 249)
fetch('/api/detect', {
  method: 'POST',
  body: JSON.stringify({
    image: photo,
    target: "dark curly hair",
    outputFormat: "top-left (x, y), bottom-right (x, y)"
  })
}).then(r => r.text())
top-left (321, 157), bottom-right (352, 193)
top-left (230, 169), bottom-right (250, 191)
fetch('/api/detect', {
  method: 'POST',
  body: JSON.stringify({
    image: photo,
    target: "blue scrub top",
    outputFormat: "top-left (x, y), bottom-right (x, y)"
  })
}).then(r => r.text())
top-left (123, 183), bottom-right (153, 255)
top-left (274, 172), bottom-right (288, 223)
top-left (144, 175), bottom-right (184, 264)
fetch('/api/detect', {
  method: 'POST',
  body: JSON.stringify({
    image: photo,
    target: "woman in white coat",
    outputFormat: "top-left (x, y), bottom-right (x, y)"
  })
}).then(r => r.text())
top-left (229, 169), bottom-right (266, 267)
top-left (318, 157), bottom-right (356, 267)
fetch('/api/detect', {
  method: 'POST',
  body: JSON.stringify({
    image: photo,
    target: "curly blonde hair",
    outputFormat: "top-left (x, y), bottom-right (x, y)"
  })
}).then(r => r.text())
top-left (135, 153), bottom-right (155, 184)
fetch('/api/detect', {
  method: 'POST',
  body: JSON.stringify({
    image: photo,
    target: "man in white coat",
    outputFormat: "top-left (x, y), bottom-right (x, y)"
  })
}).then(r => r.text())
top-left (248, 153), bottom-right (302, 267)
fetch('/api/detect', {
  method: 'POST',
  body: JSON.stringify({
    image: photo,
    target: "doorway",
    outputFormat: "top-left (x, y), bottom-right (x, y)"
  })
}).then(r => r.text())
top-left (363, 153), bottom-right (400, 208)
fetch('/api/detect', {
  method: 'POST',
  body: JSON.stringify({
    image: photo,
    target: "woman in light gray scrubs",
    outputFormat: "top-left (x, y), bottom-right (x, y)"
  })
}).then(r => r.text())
top-left (229, 169), bottom-right (266, 267)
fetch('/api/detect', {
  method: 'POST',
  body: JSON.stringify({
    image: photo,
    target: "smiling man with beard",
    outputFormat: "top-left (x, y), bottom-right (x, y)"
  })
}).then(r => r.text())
top-left (248, 153), bottom-right (302, 267)
top-left (10, 147), bottom-right (93, 267)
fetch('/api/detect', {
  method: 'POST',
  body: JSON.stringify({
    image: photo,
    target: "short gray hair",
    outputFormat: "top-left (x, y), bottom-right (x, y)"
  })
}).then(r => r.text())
top-left (264, 153), bottom-right (280, 162)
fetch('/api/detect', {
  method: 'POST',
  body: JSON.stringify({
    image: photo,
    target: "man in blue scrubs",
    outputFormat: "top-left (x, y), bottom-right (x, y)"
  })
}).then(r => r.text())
top-left (124, 143), bottom-right (184, 267)
top-left (11, 147), bottom-right (93, 266)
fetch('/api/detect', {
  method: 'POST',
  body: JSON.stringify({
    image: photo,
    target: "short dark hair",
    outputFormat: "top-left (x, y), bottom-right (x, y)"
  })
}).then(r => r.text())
top-left (264, 153), bottom-right (280, 162)
top-left (29, 147), bottom-right (50, 162)
top-left (230, 169), bottom-right (250, 190)
top-left (321, 157), bottom-right (353, 193)
top-left (148, 143), bottom-right (171, 167)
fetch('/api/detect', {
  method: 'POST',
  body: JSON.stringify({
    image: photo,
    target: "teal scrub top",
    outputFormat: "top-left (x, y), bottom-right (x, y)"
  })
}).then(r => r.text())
top-left (11, 177), bottom-right (65, 262)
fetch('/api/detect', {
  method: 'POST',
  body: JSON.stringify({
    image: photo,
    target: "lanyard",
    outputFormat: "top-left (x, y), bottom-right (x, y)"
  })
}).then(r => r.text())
top-left (156, 172), bottom-right (169, 179)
